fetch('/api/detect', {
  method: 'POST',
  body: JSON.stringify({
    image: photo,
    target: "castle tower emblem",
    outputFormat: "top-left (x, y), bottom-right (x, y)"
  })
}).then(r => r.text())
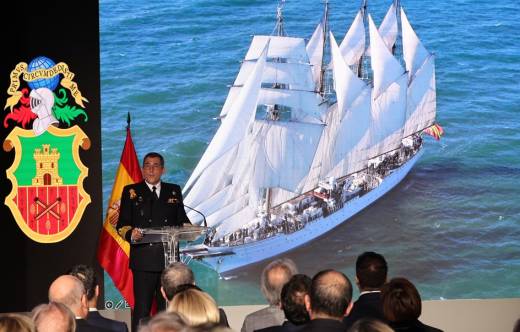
top-left (32, 144), bottom-right (63, 186)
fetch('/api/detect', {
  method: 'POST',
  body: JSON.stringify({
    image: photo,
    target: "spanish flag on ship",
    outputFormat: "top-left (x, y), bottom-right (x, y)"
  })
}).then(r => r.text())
top-left (97, 113), bottom-right (142, 308)
top-left (423, 123), bottom-right (444, 140)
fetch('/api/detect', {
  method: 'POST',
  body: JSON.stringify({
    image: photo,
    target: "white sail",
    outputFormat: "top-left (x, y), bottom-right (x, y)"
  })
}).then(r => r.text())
top-left (269, 187), bottom-right (299, 208)
top-left (300, 104), bottom-right (342, 192)
top-left (329, 32), bottom-right (372, 174)
top-left (403, 56), bottom-right (436, 136)
top-left (186, 185), bottom-right (234, 225)
top-left (368, 14), bottom-right (407, 155)
top-left (205, 194), bottom-right (250, 229)
top-left (339, 10), bottom-right (366, 66)
top-left (401, 8), bottom-right (430, 76)
top-left (379, 2), bottom-right (398, 52)
top-left (306, 20), bottom-right (325, 90)
top-left (184, 43), bottom-right (268, 192)
top-left (251, 120), bottom-right (323, 193)
top-left (219, 86), bottom-right (240, 118)
top-left (259, 88), bottom-right (325, 122)
top-left (220, 35), bottom-right (317, 119)
top-left (213, 206), bottom-right (257, 240)
top-left (184, 145), bottom-right (238, 211)
top-left (246, 36), bottom-right (309, 62)
top-left (234, 61), bottom-right (315, 91)
top-left (300, 33), bottom-right (371, 192)
top-left (401, 8), bottom-right (436, 137)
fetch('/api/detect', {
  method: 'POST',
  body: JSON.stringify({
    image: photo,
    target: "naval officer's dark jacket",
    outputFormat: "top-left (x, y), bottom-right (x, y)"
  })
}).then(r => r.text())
top-left (116, 181), bottom-right (190, 272)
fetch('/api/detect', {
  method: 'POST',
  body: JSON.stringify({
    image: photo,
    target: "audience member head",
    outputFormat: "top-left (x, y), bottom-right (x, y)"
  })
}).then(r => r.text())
top-left (138, 311), bottom-right (186, 332)
top-left (32, 301), bottom-right (76, 332)
top-left (68, 264), bottom-right (98, 306)
top-left (514, 318), bottom-right (520, 332)
top-left (260, 258), bottom-right (298, 305)
top-left (281, 274), bottom-right (311, 325)
top-left (0, 313), bottom-right (35, 332)
top-left (167, 288), bottom-right (220, 327)
top-left (48, 274), bottom-right (88, 318)
top-left (305, 269), bottom-right (352, 320)
top-left (348, 318), bottom-right (394, 332)
top-left (381, 277), bottom-right (422, 323)
top-left (161, 262), bottom-right (195, 301)
top-left (355, 252), bottom-right (388, 291)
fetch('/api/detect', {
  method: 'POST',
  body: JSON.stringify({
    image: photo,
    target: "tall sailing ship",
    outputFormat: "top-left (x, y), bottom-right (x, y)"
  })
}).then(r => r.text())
top-left (182, 0), bottom-right (439, 273)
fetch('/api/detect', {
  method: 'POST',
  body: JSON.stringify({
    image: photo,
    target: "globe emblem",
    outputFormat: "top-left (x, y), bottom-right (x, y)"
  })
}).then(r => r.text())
top-left (27, 56), bottom-right (60, 91)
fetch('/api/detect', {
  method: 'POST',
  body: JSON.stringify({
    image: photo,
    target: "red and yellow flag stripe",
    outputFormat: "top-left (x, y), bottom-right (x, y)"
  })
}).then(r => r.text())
top-left (97, 126), bottom-right (142, 308)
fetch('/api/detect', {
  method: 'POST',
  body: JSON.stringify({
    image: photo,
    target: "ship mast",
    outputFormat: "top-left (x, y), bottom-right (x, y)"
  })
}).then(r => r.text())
top-left (272, 0), bottom-right (287, 37)
top-left (264, 1), bottom-right (288, 215)
top-left (392, 0), bottom-right (401, 56)
top-left (357, 0), bottom-right (369, 80)
top-left (318, 1), bottom-right (329, 96)
top-left (392, 0), bottom-right (405, 68)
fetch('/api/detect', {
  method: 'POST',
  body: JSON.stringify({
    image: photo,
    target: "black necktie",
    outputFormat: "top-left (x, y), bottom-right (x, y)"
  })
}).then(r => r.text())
top-left (152, 186), bottom-right (159, 200)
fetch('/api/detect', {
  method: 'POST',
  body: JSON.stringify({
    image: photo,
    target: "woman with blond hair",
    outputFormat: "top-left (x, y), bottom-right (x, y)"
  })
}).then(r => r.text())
top-left (168, 288), bottom-right (220, 327)
top-left (0, 313), bottom-right (35, 332)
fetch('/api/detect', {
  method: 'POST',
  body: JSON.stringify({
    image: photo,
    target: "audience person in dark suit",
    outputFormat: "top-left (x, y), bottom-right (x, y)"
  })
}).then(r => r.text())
top-left (347, 318), bottom-right (394, 332)
top-left (381, 278), bottom-right (443, 332)
top-left (300, 269), bottom-right (353, 332)
top-left (48, 275), bottom-right (110, 332)
top-left (116, 152), bottom-right (191, 332)
top-left (255, 274), bottom-right (311, 332)
top-left (32, 302), bottom-right (76, 332)
top-left (241, 258), bottom-right (298, 332)
top-left (0, 313), bottom-right (35, 332)
top-left (159, 262), bottom-right (229, 328)
top-left (344, 252), bottom-right (388, 330)
top-left (514, 318), bottom-right (520, 332)
top-left (69, 264), bottom-right (129, 332)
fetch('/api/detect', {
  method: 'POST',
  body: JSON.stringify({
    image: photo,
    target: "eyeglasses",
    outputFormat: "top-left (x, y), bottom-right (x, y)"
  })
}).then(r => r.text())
top-left (143, 163), bottom-right (163, 170)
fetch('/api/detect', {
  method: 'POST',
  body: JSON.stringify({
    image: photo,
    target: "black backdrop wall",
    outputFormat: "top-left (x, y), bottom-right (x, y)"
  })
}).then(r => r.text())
top-left (0, 1), bottom-right (102, 312)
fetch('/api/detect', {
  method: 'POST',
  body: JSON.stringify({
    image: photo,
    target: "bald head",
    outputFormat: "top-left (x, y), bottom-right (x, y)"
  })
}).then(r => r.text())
top-left (48, 275), bottom-right (87, 317)
top-left (32, 302), bottom-right (76, 332)
top-left (307, 269), bottom-right (352, 319)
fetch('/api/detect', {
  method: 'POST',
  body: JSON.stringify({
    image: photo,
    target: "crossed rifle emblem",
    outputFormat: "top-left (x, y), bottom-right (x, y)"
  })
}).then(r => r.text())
top-left (33, 197), bottom-right (61, 221)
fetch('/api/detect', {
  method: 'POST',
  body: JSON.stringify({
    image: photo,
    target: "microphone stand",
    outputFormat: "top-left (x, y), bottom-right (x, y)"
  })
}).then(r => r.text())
top-left (183, 204), bottom-right (208, 228)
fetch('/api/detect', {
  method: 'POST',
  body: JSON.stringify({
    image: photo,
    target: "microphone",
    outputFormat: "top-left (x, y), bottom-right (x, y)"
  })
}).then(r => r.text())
top-left (183, 203), bottom-right (208, 228)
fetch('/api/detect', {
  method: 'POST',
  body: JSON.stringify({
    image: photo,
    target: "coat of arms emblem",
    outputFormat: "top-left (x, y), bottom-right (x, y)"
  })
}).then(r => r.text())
top-left (3, 56), bottom-right (91, 243)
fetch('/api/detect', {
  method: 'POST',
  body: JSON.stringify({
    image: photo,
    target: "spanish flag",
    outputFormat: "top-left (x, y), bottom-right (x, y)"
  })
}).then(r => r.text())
top-left (97, 114), bottom-right (142, 308)
top-left (423, 123), bottom-right (444, 141)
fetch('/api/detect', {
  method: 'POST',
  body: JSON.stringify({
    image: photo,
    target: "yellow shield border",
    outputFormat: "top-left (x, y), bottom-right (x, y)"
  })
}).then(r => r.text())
top-left (3, 125), bottom-right (91, 243)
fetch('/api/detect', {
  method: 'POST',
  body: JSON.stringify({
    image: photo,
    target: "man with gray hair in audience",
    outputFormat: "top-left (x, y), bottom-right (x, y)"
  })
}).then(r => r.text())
top-left (158, 262), bottom-right (229, 328)
top-left (160, 262), bottom-right (195, 303)
top-left (138, 311), bottom-right (187, 332)
top-left (241, 258), bottom-right (298, 332)
top-left (32, 301), bottom-right (76, 332)
top-left (48, 274), bottom-right (110, 332)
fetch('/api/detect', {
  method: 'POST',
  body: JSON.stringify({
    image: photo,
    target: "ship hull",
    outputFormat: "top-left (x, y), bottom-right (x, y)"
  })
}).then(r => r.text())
top-left (200, 148), bottom-right (424, 274)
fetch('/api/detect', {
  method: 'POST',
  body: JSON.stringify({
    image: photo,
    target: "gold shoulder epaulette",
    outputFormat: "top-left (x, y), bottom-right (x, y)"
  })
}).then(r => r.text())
top-left (118, 226), bottom-right (132, 240)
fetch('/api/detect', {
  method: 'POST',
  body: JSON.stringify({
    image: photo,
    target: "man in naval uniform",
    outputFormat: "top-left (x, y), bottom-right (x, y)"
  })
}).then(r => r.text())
top-left (116, 152), bottom-right (190, 332)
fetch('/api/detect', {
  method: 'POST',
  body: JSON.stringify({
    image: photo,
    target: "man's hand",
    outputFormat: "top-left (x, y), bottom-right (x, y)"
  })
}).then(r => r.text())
top-left (131, 228), bottom-right (143, 242)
